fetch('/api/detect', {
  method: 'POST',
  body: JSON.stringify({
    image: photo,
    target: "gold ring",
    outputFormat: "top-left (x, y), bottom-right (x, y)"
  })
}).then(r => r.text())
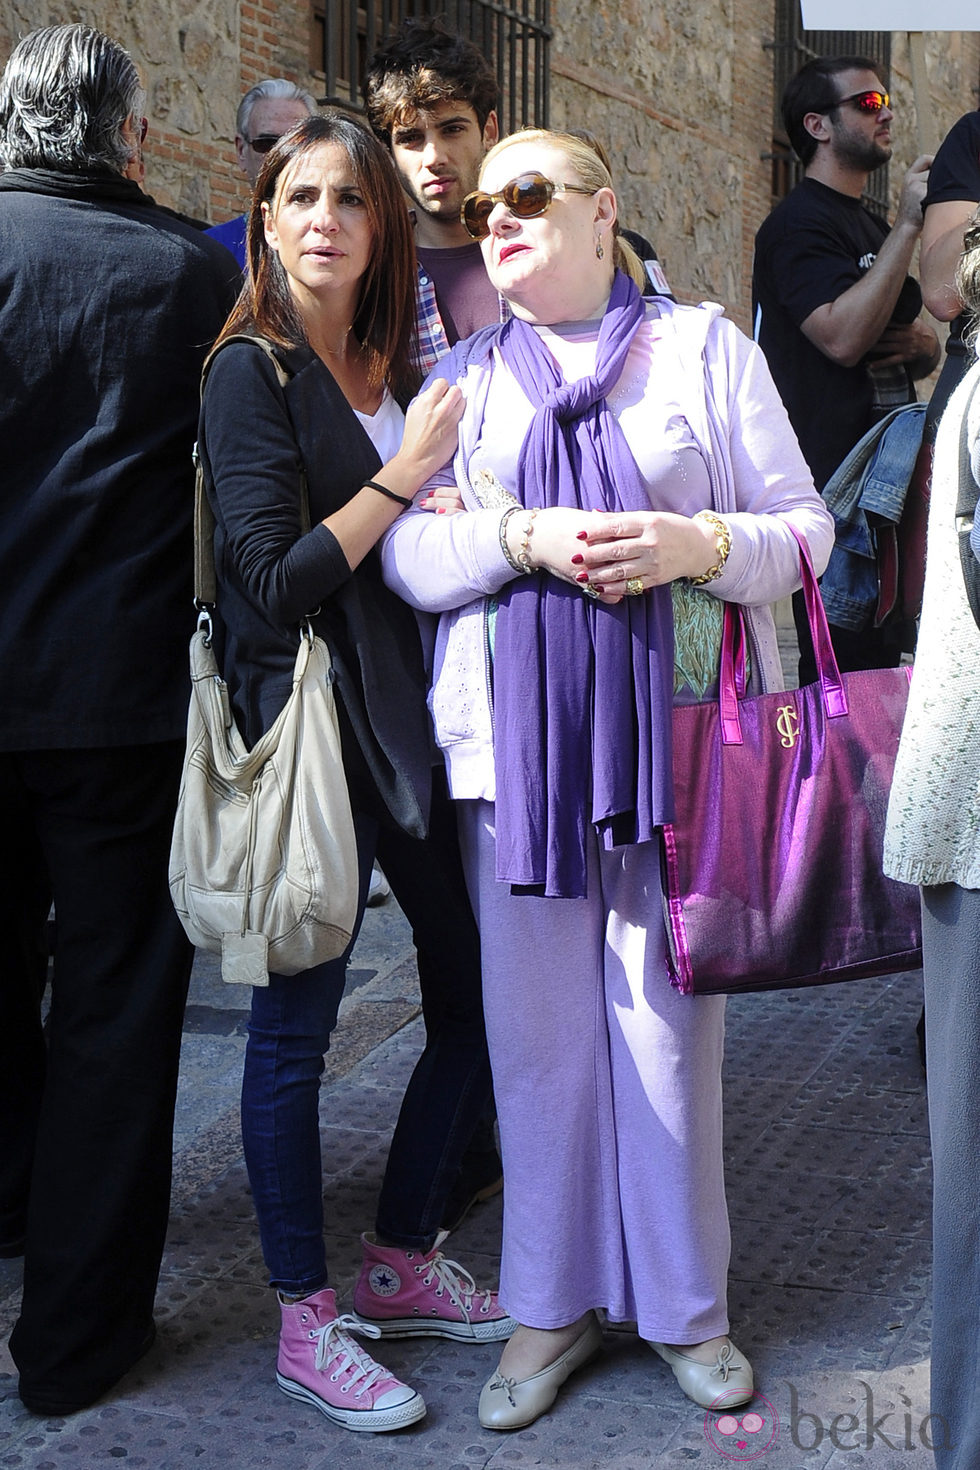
top-left (582, 583), bottom-right (600, 600)
top-left (625, 577), bottom-right (644, 596)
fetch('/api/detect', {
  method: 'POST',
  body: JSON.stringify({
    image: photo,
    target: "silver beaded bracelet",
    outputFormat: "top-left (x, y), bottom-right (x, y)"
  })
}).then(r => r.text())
top-left (499, 506), bottom-right (524, 574)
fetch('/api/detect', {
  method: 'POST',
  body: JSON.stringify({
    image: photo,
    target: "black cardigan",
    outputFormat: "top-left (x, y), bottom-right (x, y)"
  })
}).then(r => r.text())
top-left (198, 338), bottom-right (435, 839)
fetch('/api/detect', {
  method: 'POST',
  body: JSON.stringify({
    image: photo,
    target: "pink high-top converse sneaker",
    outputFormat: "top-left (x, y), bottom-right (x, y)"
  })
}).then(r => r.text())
top-left (276, 1286), bottom-right (425, 1432)
top-left (353, 1233), bottom-right (516, 1342)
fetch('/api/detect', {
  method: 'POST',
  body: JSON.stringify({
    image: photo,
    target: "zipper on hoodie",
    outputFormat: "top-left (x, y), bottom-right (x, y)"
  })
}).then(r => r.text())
top-left (484, 599), bottom-right (495, 715)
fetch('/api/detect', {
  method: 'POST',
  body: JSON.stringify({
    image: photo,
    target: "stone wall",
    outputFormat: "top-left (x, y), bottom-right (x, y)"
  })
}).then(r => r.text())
top-left (0, 0), bottom-right (317, 223)
top-left (1, 4), bottom-right (977, 334)
top-left (550, 0), bottom-right (770, 326)
top-left (549, 8), bottom-right (980, 331)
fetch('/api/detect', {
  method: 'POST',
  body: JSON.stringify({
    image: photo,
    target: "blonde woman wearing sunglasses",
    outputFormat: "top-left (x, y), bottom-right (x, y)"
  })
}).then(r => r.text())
top-left (382, 129), bottom-right (834, 1428)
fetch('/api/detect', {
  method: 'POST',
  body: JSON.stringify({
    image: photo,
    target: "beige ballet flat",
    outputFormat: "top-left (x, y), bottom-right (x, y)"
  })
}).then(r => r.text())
top-left (650, 1337), bottom-right (754, 1410)
top-left (478, 1314), bottom-right (604, 1430)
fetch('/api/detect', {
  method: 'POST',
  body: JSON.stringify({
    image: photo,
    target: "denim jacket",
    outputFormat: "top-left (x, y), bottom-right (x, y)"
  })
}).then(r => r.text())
top-left (819, 402), bottom-right (926, 630)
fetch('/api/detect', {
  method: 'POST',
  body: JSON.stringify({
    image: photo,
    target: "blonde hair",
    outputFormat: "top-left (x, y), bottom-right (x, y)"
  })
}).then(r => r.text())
top-left (478, 128), bottom-right (647, 292)
top-left (955, 208), bottom-right (980, 349)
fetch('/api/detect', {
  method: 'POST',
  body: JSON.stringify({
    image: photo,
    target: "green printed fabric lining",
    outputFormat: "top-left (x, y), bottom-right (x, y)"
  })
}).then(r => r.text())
top-left (672, 581), bottom-right (745, 698)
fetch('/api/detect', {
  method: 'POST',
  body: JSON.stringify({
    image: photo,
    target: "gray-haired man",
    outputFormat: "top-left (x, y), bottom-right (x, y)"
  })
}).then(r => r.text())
top-left (207, 77), bottom-right (318, 267)
top-left (0, 23), bottom-right (237, 1415)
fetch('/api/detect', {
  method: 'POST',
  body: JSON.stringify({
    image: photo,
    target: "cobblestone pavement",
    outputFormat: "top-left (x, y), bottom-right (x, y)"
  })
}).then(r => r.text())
top-left (0, 912), bottom-right (933, 1469)
top-left (0, 615), bottom-right (936, 1467)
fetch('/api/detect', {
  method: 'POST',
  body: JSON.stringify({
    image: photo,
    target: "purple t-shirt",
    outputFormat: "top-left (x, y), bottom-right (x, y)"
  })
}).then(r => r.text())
top-left (416, 241), bottom-right (499, 344)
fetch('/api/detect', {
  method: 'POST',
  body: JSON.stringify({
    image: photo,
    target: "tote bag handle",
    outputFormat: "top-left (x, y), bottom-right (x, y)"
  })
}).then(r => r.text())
top-left (719, 528), bottom-right (847, 746)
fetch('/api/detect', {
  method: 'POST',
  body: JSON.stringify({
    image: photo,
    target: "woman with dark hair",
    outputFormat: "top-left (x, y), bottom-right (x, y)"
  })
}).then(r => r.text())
top-left (197, 110), bottom-right (512, 1435)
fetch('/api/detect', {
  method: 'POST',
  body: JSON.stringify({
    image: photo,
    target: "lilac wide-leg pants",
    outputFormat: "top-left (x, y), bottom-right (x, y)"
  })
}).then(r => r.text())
top-left (457, 799), bottom-right (731, 1344)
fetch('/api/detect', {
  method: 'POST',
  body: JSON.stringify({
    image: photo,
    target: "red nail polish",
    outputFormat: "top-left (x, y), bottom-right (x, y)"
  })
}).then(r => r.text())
top-left (575, 571), bottom-right (589, 583)
top-left (571, 553), bottom-right (584, 565)
top-left (594, 584), bottom-right (604, 593)
top-left (436, 507), bottom-right (446, 515)
top-left (576, 530), bottom-right (589, 541)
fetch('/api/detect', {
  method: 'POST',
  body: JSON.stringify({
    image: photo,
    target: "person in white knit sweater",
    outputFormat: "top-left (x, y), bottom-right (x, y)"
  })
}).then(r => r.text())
top-left (883, 211), bottom-right (980, 1470)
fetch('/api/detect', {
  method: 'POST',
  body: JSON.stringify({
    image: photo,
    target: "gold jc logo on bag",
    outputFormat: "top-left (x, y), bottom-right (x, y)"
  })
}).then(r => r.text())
top-left (776, 703), bottom-right (800, 749)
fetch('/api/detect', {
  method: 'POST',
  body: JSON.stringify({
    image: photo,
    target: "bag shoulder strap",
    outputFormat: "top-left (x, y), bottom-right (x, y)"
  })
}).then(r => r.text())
top-left (193, 334), bottom-right (309, 611)
top-left (718, 528), bottom-right (846, 745)
top-left (955, 374), bottom-right (980, 631)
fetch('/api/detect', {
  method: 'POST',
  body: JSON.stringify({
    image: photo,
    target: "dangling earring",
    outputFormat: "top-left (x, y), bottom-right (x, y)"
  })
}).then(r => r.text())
top-left (595, 237), bottom-right (604, 260)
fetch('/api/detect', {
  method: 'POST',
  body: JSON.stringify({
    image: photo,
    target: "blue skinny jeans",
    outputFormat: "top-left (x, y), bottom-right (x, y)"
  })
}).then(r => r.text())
top-left (240, 776), bottom-right (492, 1295)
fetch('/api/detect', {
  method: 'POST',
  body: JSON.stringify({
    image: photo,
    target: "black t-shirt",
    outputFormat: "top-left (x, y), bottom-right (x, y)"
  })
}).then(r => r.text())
top-left (752, 177), bottom-right (921, 488)
top-left (619, 227), bottom-right (674, 298)
top-left (926, 109), bottom-right (980, 210)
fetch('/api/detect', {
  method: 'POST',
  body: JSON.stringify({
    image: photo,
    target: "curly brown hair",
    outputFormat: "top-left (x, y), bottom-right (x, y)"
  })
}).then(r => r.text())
top-left (364, 17), bottom-right (498, 146)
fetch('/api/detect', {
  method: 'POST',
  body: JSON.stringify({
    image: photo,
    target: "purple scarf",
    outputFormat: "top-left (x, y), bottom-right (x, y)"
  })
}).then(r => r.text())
top-left (492, 271), bottom-right (675, 899)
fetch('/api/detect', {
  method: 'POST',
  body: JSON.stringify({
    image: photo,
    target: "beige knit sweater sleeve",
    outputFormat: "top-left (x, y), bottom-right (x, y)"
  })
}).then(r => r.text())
top-left (884, 357), bottom-right (980, 889)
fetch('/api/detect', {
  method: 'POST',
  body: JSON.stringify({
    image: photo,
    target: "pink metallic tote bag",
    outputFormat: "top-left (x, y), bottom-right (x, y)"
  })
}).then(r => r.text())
top-left (661, 530), bottom-right (922, 996)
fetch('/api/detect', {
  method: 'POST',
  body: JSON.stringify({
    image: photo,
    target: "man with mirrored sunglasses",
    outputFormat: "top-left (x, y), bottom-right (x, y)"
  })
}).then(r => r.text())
top-left (753, 53), bottom-right (939, 683)
top-left (206, 77), bottom-right (318, 269)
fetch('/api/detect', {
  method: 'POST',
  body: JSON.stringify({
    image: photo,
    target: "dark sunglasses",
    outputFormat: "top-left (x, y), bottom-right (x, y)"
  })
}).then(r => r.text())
top-left (461, 171), bottom-right (597, 241)
top-left (246, 133), bottom-right (283, 154)
top-left (826, 89), bottom-right (890, 115)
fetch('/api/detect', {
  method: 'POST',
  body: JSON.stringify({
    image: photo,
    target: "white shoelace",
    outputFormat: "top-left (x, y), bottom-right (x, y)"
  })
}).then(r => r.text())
top-left (421, 1252), bottom-right (495, 1317)
top-left (312, 1313), bottom-right (388, 1399)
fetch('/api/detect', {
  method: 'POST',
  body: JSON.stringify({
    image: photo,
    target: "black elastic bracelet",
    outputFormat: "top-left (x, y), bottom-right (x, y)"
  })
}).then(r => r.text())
top-left (363, 478), bottom-right (413, 509)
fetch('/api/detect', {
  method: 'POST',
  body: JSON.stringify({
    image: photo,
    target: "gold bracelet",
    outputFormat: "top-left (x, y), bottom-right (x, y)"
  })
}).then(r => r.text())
top-left (517, 507), bottom-right (539, 574)
top-left (499, 506), bottom-right (524, 574)
top-left (690, 510), bottom-right (732, 585)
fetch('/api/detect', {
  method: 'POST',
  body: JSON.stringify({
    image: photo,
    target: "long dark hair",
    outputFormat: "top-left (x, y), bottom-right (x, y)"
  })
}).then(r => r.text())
top-left (216, 111), bottom-right (421, 398)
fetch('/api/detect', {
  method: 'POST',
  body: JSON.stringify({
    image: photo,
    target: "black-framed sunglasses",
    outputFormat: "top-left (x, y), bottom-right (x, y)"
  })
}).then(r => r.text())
top-left (247, 133), bottom-right (283, 155)
top-left (824, 89), bottom-right (890, 116)
top-left (460, 171), bottom-right (597, 241)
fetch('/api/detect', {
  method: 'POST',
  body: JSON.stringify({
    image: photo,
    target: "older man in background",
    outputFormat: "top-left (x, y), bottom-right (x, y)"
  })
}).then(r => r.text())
top-left (0, 23), bottom-right (237, 1415)
top-left (206, 77), bottom-right (318, 268)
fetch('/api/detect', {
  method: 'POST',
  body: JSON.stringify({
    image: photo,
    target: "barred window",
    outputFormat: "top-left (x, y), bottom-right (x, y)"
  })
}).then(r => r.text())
top-left (767, 5), bottom-right (891, 214)
top-left (313, 0), bottom-right (551, 133)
